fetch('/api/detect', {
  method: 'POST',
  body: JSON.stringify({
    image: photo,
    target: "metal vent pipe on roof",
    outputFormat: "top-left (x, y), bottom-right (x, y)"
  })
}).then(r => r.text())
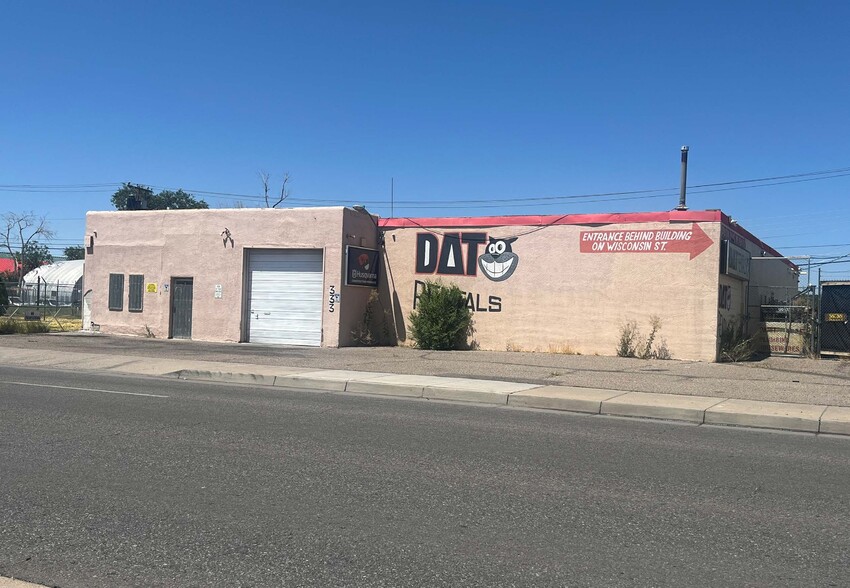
top-left (677, 146), bottom-right (689, 210)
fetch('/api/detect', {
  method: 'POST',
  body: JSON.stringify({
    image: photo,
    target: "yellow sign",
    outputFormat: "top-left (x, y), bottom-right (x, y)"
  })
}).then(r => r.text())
top-left (146, 283), bottom-right (158, 294)
top-left (826, 313), bottom-right (847, 322)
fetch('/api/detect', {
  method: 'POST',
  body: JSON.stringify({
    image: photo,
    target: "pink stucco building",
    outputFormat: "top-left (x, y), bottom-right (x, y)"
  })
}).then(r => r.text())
top-left (83, 207), bottom-right (380, 347)
top-left (379, 210), bottom-right (797, 362)
top-left (83, 207), bottom-right (796, 361)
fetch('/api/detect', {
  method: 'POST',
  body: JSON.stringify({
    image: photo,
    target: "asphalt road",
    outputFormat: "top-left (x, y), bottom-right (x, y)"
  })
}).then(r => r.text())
top-left (1, 366), bottom-right (849, 587)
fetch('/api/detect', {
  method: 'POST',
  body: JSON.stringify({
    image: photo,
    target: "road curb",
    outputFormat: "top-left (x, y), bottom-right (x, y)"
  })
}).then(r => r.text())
top-left (508, 386), bottom-right (626, 413)
top-left (0, 353), bottom-right (841, 437)
top-left (423, 386), bottom-right (510, 405)
top-left (601, 392), bottom-right (726, 423)
top-left (705, 399), bottom-right (826, 433)
top-left (820, 406), bottom-right (850, 435)
top-left (174, 369), bottom-right (279, 386)
top-left (163, 367), bottom-right (850, 437)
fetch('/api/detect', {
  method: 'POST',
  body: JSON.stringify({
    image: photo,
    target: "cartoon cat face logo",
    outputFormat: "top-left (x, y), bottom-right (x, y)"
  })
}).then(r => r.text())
top-left (477, 236), bottom-right (519, 281)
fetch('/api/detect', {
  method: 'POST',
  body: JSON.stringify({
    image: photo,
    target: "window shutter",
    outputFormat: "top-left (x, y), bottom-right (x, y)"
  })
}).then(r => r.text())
top-left (108, 274), bottom-right (124, 311)
top-left (128, 274), bottom-right (144, 312)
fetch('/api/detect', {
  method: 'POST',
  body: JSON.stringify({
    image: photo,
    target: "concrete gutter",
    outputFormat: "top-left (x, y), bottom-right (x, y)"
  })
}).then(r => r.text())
top-left (1, 347), bottom-right (848, 437)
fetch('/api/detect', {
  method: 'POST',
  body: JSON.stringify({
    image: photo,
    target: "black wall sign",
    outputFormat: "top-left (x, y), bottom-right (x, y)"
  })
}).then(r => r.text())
top-left (346, 246), bottom-right (380, 287)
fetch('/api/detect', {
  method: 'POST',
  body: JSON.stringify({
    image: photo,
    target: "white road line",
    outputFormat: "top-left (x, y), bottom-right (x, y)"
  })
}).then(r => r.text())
top-left (0, 381), bottom-right (169, 398)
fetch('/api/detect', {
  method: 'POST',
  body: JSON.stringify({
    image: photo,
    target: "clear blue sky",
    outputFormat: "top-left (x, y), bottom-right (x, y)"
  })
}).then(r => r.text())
top-left (2, 1), bottom-right (849, 276)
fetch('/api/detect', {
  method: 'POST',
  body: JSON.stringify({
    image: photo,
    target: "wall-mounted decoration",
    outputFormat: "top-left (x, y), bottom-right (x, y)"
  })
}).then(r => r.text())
top-left (414, 232), bottom-right (520, 282)
top-left (345, 246), bottom-right (380, 287)
top-left (579, 223), bottom-right (713, 260)
top-left (477, 237), bottom-right (519, 282)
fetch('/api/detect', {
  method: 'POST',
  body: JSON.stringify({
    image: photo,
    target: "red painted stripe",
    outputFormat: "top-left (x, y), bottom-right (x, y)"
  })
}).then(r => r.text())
top-left (378, 209), bottom-right (795, 271)
top-left (378, 209), bottom-right (722, 229)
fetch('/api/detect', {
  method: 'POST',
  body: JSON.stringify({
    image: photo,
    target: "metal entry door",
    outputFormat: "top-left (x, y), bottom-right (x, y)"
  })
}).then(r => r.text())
top-left (820, 282), bottom-right (850, 355)
top-left (170, 278), bottom-right (194, 339)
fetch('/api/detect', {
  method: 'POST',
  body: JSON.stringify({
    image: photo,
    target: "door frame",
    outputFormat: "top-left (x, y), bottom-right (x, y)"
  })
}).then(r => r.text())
top-left (168, 276), bottom-right (194, 339)
top-left (242, 248), bottom-right (325, 346)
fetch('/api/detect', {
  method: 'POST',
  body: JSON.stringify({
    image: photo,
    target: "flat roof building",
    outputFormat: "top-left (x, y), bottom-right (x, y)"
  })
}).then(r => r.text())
top-left (83, 207), bottom-right (797, 361)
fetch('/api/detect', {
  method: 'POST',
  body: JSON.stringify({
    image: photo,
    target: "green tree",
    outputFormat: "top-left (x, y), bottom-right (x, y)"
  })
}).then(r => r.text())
top-left (110, 183), bottom-right (209, 210)
top-left (17, 241), bottom-right (53, 275)
top-left (408, 280), bottom-right (473, 350)
top-left (64, 245), bottom-right (85, 260)
top-left (2, 212), bottom-right (55, 285)
top-left (150, 189), bottom-right (210, 210)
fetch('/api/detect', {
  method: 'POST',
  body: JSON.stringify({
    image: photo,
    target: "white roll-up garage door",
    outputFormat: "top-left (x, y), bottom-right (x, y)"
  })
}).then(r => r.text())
top-left (247, 249), bottom-right (324, 346)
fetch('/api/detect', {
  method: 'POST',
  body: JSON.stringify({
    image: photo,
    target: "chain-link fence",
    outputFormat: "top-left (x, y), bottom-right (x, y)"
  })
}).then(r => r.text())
top-left (748, 284), bottom-right (816, 357)
top-left (1, 280), bottom-right (82, 325)
top-left (760, 304), bottom-right (813, 356)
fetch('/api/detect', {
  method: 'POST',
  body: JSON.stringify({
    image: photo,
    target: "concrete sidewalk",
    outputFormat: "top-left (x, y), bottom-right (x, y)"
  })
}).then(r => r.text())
top-left (1, 334), bottom-right (849, 436)
top-left (0, 577), bottom-right (48, 588)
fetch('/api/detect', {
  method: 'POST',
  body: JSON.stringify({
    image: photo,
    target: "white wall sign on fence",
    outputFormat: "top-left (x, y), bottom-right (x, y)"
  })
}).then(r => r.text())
top-left (765, 321), bottom-right (805, 355)
top-left (214, 284), bottom-right (222, 299)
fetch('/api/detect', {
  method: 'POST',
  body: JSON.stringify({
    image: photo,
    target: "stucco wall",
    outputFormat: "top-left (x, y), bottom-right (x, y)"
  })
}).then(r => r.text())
top-left (83, 206), bottom-right (789, 360)
top-left (84, 207), bottom-right (353, 345)
top-left (718, 220), bottom-right (799, 337)
top-left (380, 212), bottom-right (723, 361)
top-left (336, 208), bottom-right (382, 346)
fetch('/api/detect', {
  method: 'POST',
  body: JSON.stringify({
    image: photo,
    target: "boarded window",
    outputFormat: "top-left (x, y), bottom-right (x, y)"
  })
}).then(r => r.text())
top-left (128, 274), bottom-right (144, 312)
top-left (108, 274), bottom-right (124, 311)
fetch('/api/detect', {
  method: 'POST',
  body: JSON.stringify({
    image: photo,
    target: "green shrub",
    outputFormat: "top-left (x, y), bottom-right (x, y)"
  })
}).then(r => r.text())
top-left (0, 318), bottom-right (50, 335)
top-left (616, 320), bottom-right (639, 357)
top-left (617, 315), bottom-right (672, 359)
top-left (408, 280), bottom-right (473, 350)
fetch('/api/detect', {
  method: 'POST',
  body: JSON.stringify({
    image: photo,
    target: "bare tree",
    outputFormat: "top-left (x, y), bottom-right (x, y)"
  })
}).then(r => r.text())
top-left (259, 171), bottom-right (291, 208)
top-left (1, 212), bottom-right (55, 285)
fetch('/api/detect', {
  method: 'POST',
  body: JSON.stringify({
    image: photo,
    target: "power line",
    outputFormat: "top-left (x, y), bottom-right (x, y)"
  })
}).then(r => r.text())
top-left (152, 167), bottom-right (850, 207)
top-left (810, 253), bottom-right (850, 267)
top-left (3, 163), bottom-right (850, 211)
top-left (0, 182), bottom-right (122, 188)
top-left (688, 166), bottom-right (850, 188)
top-left (779, 243), bottom-right (850, 250)
top-left (0, 188), bottom-right (118, 193)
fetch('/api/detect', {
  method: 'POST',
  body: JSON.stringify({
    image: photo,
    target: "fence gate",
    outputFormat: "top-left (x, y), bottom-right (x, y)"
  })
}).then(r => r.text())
top-left (820, 281), bottom-right (850, 356)
top-left (761, 304), bottom-right (812, 357)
